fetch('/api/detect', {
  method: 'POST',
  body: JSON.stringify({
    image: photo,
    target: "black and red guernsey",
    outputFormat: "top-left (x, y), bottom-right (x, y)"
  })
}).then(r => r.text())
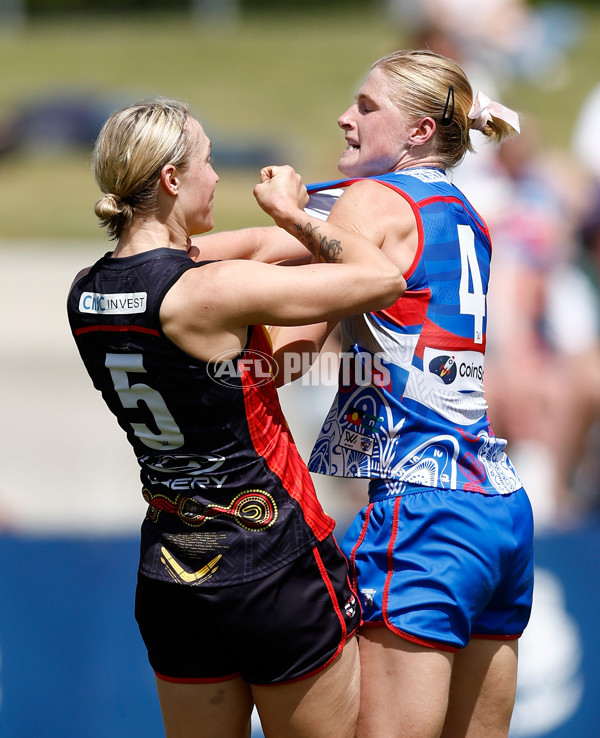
top-left (67, 248), bottom-right (334, 586)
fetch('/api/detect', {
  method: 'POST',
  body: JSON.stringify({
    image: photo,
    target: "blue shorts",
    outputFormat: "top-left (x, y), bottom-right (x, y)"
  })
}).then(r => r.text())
top-left (342, 482), bottom-right (534, 651)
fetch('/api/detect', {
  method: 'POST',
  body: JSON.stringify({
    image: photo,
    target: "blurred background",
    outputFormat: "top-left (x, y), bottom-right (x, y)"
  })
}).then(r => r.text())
top-left (1, 0), bottom-right (600, 735)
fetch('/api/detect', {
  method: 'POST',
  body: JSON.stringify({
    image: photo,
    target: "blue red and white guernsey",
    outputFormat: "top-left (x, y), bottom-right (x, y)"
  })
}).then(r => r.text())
top-left (67, 248), bottom-right (334, 586)
top-left (305, 168), bottom-right (522, 496)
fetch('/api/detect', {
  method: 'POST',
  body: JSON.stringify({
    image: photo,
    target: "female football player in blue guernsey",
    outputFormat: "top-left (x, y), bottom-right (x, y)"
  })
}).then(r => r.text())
top-left (283, 49), bottom-right (534, 738)
top-left (198, 50), bottom-right (535, 738)
top-left (66, 99), bottom-right (405, 738)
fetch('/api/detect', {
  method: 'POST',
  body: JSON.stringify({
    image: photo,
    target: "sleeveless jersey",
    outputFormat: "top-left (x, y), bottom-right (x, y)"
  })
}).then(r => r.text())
top-left (67, 248), bottom-right (334, 586)
top-left (305, 169), bottom-right (522, 496)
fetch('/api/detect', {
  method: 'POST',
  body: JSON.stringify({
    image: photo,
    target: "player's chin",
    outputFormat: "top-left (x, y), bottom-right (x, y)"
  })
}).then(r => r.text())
top-left (342, 144), bottom-right (372, 173)
top-left (338, 153), bottom-right (360, 177)
top-left (196, 215), bottom-right (214, 235)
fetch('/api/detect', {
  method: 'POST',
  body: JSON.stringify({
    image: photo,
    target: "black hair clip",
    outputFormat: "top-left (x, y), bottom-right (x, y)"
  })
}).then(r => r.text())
top-left (440, 85), bottom-right (454, 126)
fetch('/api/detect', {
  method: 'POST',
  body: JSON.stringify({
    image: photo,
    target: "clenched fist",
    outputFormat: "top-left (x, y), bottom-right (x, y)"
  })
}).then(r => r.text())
top-left (253, 165), bottom-right (309, 224)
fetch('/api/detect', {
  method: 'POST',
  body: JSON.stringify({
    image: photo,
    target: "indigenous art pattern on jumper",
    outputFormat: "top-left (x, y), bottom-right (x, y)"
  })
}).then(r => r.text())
top-left (305, 169), bottom-right (521, 496)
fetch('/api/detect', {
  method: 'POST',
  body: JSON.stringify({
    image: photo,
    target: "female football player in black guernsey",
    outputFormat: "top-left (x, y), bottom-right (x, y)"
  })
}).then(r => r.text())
top-left (67, 98), bottom-right (405, 738)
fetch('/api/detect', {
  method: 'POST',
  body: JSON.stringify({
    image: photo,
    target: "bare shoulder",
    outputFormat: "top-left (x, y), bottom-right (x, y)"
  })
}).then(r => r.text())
top-left (333, 179), bottom-right (415, 227)
top-left (161, 258), bottom-right (270, 322)
top-left (340, 178), bottom-right (413, 205)
top-left (162, 259), bottom-right (232, 311)
top-left (329, 179), bottom-right (417, 269)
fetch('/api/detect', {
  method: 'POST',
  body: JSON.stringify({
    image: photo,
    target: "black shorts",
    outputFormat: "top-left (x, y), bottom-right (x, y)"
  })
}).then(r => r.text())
top-left (135, 534), bottom-right (360, 685)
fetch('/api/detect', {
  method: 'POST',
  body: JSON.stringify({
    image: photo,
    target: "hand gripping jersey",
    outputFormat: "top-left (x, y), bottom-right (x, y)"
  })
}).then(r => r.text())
top-left (67, 249), bottom-right (334, 586)
top-left (305, 168), bottom-right (522, 496)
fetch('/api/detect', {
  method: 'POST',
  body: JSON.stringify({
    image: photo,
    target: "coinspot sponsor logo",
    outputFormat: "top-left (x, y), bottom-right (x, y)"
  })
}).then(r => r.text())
top-left (428, 354), bottom-right (457, 385)
top-left (424, 348), bottom-right (484, 391)
top-left (208, 349), bottom-right (277, 388)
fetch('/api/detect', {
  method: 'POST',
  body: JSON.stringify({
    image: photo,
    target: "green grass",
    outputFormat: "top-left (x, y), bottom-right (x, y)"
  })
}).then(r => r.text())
top-left (0, 7), bottom-right (598, 240)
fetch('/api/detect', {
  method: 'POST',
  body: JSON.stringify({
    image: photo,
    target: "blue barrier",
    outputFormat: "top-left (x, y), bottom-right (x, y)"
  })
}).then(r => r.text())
top-left (0, 518), bottom-right (599, 737)
top-left (0, 536), bottom-right (162, 737)
top-left (509, 517), bottom-right (600, 737)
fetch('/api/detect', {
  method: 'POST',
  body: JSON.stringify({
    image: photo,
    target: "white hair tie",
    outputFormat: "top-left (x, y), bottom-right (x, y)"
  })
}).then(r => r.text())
top-left (468, 91), bottom-right (520, 134)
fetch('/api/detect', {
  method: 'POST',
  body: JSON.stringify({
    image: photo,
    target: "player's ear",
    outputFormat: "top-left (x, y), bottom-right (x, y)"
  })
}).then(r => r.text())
top-left (160, 163), bottom-right (179, 196)
top-left (408, 117), bottom-right (436, 146)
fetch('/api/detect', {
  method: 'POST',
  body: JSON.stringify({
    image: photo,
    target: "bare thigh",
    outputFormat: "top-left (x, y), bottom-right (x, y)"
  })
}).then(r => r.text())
top-left (441, 638), bottom-right (518, 738)
top-left (252, 637), bottom-right (360, 738)
top-left (155, 675), bottom-right (254, 738)
top-left (356, 627), bottom-right (454, 738)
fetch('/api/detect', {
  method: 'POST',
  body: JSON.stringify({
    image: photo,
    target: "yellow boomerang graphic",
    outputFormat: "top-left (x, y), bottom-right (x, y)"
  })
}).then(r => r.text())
top-left (160, 547), bottom-right (222, 584)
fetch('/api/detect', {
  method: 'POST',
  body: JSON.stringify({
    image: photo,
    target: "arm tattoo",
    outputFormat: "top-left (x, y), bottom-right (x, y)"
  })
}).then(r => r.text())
top-left (293, 222), bottom-right (343, 263)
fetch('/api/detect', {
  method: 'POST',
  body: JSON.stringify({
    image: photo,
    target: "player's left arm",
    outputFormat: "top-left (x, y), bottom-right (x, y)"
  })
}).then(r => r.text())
top-left (269, 180), bottom-right (416, 384)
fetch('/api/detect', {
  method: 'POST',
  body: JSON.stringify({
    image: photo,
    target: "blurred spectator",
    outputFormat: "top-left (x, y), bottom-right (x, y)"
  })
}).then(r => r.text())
top-left (473, 123), bottom-right (600, 530)
top-left (384, 0), bottom-right (580, 86)
top-left (572, 82), bottom-right (600, 182)
top-left (566, 182), bottom-right (600, 515)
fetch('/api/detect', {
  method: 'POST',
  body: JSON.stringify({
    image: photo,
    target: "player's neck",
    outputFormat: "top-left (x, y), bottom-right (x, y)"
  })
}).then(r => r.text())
top-left (112, 220), bottom-right (187, 257)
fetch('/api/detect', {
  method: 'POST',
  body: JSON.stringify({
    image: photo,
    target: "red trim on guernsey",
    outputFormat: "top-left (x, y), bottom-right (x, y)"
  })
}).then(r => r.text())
top-left (416, 316), bottom-right (486, 358)
top-left (419, 194), bottom-right (491, 241)
top-left (240, 327), bottom-right (334, 540)
top-left (154, 671), bottom-right (241, 684)
top-left (369, 180), bottom-right (423, 280)
top-left (313, 177), bottom-right (425, 280)
top-left (419, 194), bottom-right (469, 209)
top-left (456, 426), bottom-right (486, 444)
top-left (375, 288), bottom-right (431, 330)
top-left (74, 324), bottom-right (160, 337)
